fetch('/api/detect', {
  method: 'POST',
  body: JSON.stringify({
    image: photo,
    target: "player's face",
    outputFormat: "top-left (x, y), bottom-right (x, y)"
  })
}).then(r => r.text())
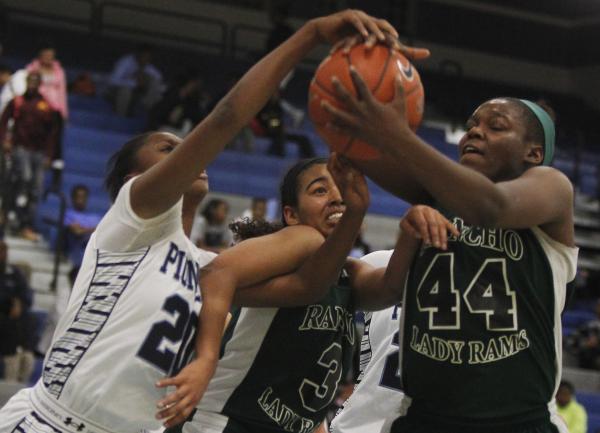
top-left (134, 132), bottom-right (209, 199)
top-left (286, 164), bottom-right (345, 237)
top-left (458, 99), bottom-right (530, 182)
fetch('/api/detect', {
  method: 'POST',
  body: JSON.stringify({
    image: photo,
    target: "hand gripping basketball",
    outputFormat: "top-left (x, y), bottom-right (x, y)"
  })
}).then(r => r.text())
top-left (321, 66), bottom-right (415, 156)
top-left (309, 42), bottom-right (424, 160)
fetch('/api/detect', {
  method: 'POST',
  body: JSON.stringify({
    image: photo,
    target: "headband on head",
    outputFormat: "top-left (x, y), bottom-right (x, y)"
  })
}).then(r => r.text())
top-left (519, 99), bottom-right (555, 166)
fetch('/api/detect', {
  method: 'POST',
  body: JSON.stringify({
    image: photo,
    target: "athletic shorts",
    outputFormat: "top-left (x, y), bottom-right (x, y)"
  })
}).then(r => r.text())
top-left (0, 386), bottom-right (113, 433)
top-left (390, 412), bottom-right (568, 433)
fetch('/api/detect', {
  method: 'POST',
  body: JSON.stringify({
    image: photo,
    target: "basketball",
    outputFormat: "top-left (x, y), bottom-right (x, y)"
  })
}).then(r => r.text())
top-left (308, 43), bottom-right (424, 160)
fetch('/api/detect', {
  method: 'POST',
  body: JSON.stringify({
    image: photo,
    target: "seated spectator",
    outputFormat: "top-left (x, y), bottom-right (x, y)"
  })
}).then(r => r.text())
top-left (240, 197), bottom-right (268, 222)
top-left (108, 44), bottom-right (164, 117)
top-left (556, 381), bottom-right (587, 433)
top-left (190, 198), bottom-right (233, 252)
top-left (0, 72), bottom-right (61, 241)
top-left (252, 91), bottom-right (314, 158)
top-left (147, 68), bottom-right (209, 136)
top-left (0, 240), bottom-right (36, 382)
top-left (69, 72), bottom-right (96, 97)
top-left (64, 185), bottom-right (102, 277)
top-left (26, 44), bottom-right (68, 121)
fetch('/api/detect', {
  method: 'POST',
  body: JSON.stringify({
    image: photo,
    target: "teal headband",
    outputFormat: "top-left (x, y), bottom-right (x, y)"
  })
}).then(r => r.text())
top-left (519, 99), bottom-right (555, 166)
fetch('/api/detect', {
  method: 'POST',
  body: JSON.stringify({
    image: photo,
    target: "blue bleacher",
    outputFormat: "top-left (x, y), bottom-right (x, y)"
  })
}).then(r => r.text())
top-left (578, 392), bottom-right (600, 415)
top-left (588, 413), bottom-right (600, 433)
top-left (69, 110), bottom-right (145, 135)
top-left (563, 310), bottom-right (597, 329)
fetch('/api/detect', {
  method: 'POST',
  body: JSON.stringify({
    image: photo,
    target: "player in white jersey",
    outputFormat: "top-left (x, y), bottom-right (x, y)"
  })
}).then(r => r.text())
top-left (0, 10), bottom-right (399, 433)
top-left (330, 250), bottom-right (406, 433)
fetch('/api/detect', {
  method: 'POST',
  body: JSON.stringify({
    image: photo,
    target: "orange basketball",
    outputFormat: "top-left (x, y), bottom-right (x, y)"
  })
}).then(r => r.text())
top-left (308, 43), bottom-right (424, 160)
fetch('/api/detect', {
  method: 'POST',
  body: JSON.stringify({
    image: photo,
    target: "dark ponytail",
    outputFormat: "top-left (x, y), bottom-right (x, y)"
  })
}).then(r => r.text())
top-left (105, 132), bottom-right (154, 202)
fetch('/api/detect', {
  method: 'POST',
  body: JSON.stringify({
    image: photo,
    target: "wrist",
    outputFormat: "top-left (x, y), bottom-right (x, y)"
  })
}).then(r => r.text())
top-left (398, 230), bottom-right (421, 248)
top-left (196, 351), bottom-right (219, 364)
top-left (342, 206), bottom-right (367, 221)
top-left (303, 18), bottom-right (321, 44)
top-left (380, 126), bottom-right (414, 157)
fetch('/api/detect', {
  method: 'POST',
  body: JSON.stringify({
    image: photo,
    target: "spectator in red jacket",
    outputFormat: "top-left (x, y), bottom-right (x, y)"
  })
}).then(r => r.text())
top-left (0, 71), bottom-right (61, 241)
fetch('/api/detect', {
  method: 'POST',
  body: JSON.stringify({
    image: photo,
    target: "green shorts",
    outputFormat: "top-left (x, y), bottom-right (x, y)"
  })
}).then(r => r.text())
top-left (390, 414), bottom-right (561, 433)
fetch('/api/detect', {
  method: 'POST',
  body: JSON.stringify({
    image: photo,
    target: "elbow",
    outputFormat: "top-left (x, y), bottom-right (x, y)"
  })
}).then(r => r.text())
top-left (210, 95), bottom-right (238, 130)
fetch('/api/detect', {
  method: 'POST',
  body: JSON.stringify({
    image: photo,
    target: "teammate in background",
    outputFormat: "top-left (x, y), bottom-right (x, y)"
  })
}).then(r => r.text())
top-left (158, 156), bottom-right (458, 432)
top-left (330, 250), bottom-right (405, 433)
top-left (0, 10), bottom-right (397, 433)
top-left (324, 69), bottom-right (578, 432)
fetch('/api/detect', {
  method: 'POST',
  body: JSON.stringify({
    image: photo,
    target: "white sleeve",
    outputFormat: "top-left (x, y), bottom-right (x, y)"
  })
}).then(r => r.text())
top-left (0, 70), bottom-right (27, 114)
top-left (95, 177), bottom-right (183, 252)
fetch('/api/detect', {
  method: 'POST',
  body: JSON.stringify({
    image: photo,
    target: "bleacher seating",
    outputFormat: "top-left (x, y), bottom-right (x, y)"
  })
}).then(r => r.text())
top-left (589, 413), bottom-right (600, 433)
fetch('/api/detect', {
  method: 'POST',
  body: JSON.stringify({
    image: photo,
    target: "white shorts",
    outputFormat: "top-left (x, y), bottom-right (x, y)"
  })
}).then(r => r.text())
top-left (0, 386), bottom-right (112, 433)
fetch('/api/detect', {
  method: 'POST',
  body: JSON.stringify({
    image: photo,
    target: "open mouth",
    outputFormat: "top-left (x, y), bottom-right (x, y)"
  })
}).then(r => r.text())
top-left (326, 212), bottom-right (344, 223)
top-left (462, 144), bottom-right (484, 156)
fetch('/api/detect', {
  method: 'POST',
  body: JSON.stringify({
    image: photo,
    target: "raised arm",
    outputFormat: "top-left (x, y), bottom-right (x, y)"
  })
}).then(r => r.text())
top-left (323, 69), bottom-right (574, 245)
top-left (350, 205), bottom-right (459, 310)
top-left (130, 10), bottom-right (397, 219)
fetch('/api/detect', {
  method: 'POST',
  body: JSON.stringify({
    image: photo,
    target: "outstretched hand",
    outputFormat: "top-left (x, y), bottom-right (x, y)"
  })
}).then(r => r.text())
top-left (331, 32), bottom-right (430, 61)
top-left (400, 205), bottom-right (459, 250)
top-left (322, 67), bottom-right (413, 156)
top-left (155, 356), bottom-right (217, 428)
top-left (328, 153), bottom-right (370, 214)
top-left (311, 9), bottom-right (397, 46)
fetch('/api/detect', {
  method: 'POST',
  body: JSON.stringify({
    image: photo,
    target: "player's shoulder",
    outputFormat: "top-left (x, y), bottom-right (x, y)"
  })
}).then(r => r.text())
top-left (524, 166), bottom-right (573, 193)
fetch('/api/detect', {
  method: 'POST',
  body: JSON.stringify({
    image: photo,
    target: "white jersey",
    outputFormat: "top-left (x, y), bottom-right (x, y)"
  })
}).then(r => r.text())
top-left (330, 251), bottom-right (406, 433)
top-left (0, 178), bottom-right (216, 433)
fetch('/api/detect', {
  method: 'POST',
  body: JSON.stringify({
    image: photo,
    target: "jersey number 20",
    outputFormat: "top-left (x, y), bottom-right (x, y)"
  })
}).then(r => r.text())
top-left (137, 294), bottom-right (197, 375)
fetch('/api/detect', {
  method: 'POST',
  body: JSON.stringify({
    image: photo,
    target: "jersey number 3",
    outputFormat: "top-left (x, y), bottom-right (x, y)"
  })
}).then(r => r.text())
top-left (299, 343), bottom-right (343, 412)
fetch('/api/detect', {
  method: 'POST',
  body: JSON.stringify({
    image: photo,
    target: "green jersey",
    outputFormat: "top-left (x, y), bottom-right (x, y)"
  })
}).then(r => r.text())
top-left (194, 274), bottom-right (355, 433)
top-left (401, 212), bottom-right (577, 429)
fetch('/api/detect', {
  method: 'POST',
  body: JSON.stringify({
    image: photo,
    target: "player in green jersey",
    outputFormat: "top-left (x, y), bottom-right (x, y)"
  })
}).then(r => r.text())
top-left (322, 67), bottom-right (577, 433)
top-left (156, 155), bottom-right (457, 432)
